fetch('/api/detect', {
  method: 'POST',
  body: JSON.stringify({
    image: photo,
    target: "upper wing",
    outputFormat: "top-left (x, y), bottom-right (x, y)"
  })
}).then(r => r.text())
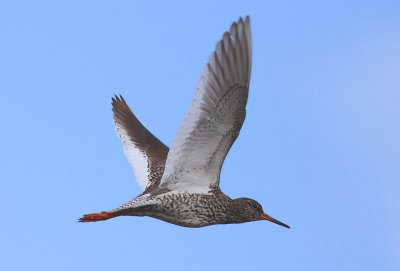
top-left (112, 95), bottom-right (169, 193)
top-left (159, 17), bottom-right (252, 193)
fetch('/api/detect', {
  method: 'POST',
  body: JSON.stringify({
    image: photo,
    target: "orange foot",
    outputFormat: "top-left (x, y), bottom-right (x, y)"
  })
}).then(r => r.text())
top-left (79, 211), bottom-right (121, 222)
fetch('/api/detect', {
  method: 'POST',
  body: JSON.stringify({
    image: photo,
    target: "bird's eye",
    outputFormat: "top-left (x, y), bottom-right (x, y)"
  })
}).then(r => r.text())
top-left (251, 203), bottom-right (258, 209)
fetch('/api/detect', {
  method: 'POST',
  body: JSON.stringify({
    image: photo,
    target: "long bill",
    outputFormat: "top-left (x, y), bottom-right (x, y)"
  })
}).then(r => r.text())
top-left (261, 213), bottom-right (290, 229)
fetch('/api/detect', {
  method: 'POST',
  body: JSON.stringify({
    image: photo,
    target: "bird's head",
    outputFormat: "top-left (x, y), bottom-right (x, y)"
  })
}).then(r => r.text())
top-left (233, 198), bottom-right (290, 229)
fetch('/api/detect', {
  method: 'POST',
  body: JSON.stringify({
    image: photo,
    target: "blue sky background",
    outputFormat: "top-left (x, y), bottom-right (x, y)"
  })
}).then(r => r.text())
top-left (1, 1), bottom-right (399, 270)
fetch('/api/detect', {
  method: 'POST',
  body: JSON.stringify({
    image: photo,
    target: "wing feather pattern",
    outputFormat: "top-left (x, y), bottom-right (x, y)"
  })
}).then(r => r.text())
top-left (159, 17), bottom-right (252, 193)
top-left (112, 96), bottom-right (169, 193)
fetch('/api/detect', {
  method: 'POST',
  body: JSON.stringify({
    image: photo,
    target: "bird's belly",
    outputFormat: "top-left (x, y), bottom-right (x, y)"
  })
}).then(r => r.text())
top-left (149, 211), bottom-right (212, 228)
top-left (147, 192), bottom-right (231, 228)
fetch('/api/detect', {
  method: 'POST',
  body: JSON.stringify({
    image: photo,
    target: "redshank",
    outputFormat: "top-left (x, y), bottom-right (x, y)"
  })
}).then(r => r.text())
top-left (80, 16), bottom-right (290, 229)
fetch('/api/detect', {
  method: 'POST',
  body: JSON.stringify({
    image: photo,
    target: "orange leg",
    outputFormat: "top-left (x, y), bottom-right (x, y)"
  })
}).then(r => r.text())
top-left (79, 211), bottom-right (124, 222)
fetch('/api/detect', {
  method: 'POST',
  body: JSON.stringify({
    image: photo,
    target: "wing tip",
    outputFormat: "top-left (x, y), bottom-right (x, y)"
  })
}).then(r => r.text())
top-left (112, 94), bottom-right (126, 105)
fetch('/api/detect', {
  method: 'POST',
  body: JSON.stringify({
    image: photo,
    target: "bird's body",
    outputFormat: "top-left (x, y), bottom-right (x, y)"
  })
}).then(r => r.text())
top-left (107, 190), bottom-right (236, 228)
top-left (80, 16), bottom-right (290, 229)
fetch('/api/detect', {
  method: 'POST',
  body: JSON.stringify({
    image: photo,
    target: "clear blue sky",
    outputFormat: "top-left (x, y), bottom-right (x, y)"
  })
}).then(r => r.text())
top-left (1, 1), bottom-right (399, 270)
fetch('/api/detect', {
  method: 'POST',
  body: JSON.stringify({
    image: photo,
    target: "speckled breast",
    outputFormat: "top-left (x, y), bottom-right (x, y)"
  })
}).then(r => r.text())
top-left (147, 191), bottom-right (236, 228)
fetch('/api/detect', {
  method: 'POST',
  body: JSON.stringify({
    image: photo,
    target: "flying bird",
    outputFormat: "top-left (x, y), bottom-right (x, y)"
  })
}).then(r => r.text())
top-left (80, 16), bottom-right (290, 229)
